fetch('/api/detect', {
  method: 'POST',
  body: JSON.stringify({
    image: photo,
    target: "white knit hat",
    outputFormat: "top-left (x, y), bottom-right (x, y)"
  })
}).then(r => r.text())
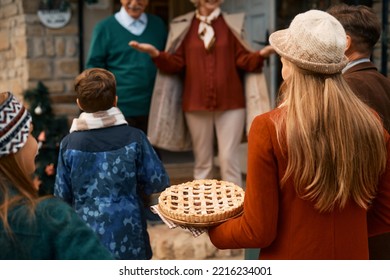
top-left (269, 10), bottom-right (348, 74)
top-left (0, 92), bottom-right (32, 157)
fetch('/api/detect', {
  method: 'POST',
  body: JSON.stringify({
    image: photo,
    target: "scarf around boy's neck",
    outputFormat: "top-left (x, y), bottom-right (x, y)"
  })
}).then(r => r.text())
top-left (69, 107), bottom-right (128, 132)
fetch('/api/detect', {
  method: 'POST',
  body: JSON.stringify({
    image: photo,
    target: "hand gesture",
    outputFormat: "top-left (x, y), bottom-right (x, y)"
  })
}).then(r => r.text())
top-left (259, 45), bottom-right (275, 58)
top-left (129, 41), bottom-right (160, 58)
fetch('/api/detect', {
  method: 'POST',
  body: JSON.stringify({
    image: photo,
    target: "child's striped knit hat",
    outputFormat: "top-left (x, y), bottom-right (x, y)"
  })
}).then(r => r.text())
top-left (0, 92), bottom-right (32, 157)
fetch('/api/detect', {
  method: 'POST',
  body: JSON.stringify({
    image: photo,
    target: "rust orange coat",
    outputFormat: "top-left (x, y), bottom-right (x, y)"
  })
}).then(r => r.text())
top-left (208, 108), bottom-right (390, 260)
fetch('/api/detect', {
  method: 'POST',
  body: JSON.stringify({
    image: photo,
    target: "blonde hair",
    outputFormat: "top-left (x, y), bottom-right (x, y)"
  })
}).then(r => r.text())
top-left (275, 61), bottom-right (387, 212)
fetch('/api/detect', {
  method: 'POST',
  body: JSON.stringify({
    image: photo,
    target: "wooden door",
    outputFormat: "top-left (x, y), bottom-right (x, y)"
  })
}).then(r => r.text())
top-left (221, 0), bottom-right (277, 107)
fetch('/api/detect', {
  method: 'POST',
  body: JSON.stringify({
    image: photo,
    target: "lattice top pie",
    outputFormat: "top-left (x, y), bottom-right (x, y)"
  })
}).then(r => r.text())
top-left (158, 179), bottom-right (245, 225)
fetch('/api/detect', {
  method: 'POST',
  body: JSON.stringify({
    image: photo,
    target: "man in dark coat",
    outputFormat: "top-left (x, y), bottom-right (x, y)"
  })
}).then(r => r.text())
top-left (328, 4), bottom-right (390, 259)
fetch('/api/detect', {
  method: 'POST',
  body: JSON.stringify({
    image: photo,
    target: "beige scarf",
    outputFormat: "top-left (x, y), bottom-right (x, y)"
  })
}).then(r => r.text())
top-left (195, 7), bottom-right (221, 50)
top-left (70, 107), bottom-right (127, 132)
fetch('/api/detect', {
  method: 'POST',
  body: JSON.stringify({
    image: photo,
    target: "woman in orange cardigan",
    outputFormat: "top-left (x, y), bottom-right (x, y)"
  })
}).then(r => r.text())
top-left (208, 10), bottom-right (390, 260)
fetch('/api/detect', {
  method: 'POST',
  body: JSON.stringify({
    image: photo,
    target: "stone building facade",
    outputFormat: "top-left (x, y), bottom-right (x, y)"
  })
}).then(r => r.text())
top-left (0, 0), bottom-right (80, 122)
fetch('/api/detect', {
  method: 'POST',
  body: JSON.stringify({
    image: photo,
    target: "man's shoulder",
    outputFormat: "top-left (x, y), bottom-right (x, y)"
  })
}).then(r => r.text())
top-left (36, 197), bottom-right (73, 217)
top-left (344, 61), bottom-right (379, 76)
top-left (147, 13), bottom-right (165, 24)
top-left (66, 125), bottom-right (141, 140)
top-left (145, 14), bottom-right (168, 37)
top-left (146, 14), bottom-right (168, 34)
top-left (344, 62), bottom-right (390, 84)
top-left (61, 125), bottom-right (146, 151)
top-left (94, 15), bottom-right (118, 30)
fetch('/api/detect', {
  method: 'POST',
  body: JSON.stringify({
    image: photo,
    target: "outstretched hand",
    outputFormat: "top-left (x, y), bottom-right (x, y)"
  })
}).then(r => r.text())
top-left (259, 45), bottom-right (275, 58)
top-left (129, 41), bottom-right (160, 58)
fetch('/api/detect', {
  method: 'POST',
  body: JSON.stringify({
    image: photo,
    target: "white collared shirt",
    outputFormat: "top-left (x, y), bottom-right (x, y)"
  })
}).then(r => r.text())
top-left (342, 58), bottom-right (371, 73)
top-left (115, 7), bottom-right (147, 36)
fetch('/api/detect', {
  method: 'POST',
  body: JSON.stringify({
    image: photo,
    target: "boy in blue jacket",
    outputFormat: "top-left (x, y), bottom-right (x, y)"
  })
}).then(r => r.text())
top-left (54, 68), bottom-right (170, 260)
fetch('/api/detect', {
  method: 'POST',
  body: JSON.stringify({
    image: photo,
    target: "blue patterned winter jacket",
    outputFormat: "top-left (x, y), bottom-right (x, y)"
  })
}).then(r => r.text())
top-left (54, 124), bottom-right (170, 259)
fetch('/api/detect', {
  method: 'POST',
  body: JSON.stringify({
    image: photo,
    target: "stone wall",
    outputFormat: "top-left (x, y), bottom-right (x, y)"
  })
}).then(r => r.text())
top-left (0, 0), bottom-right (80, 122)
top-left (0, 0), bottom-right (27, 99)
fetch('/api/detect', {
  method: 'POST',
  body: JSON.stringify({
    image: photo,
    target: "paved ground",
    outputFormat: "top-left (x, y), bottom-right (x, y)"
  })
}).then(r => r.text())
top-left (148, 147), bottom-right (248, 260)
top-left (159, 143), bottom-right (248, 186)
top-left (148, 223), bottom-right (244, 260)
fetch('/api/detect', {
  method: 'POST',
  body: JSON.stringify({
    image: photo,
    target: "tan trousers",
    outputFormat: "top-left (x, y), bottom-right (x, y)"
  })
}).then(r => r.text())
top-left (185, 109), bottom-right (245, 187)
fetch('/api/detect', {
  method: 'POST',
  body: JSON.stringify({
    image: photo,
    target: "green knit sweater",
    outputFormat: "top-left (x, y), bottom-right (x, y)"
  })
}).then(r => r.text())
top-left (86, 14), bottom-right (167, 117)
top-left (0, 197), bottom-right (113, 259)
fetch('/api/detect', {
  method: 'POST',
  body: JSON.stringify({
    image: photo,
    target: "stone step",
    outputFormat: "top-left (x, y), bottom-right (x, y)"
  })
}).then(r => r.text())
top-left (164, 162), bottom-right (195, 185)
top-left (149, 150), bottom-right (246, 260)
top-left (148, 223), bottom-right (244, 260)
top-left (161, 142), bottom-right (248, 186)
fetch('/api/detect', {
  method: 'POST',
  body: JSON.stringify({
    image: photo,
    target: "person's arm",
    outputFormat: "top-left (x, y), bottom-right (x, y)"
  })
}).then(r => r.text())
top-left (260, 45), bottom-right (275, 57)
top-left (233, 34), bottom-right (264, 72)
top-left (208, 113), bottom-right (279, 249)
top-left (233, 33), bottom-right (276, 73)
top-left (39, 198), bottom-right (114, 260)
top-left (129, 40), bottom-right (186, 74)
top-left (53, 141), bottom-right (73, 204)
top-left (129, 41), bottom-right (160, 57)
top-left (136, 132), bottom-right (170, 196)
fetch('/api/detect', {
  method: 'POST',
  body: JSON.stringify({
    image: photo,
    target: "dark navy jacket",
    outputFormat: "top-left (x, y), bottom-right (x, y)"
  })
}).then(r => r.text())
top-left (54, 125), bottom-right (169, 259)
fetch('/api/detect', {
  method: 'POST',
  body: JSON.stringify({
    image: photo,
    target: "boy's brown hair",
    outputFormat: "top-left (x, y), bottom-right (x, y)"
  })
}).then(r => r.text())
top-left (74, 68), bottom-right (116, 113)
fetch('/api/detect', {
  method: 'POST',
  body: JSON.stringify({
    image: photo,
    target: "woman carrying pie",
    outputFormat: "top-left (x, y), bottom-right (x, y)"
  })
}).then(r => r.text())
top-left (208, 10), bottom-right (390, 260)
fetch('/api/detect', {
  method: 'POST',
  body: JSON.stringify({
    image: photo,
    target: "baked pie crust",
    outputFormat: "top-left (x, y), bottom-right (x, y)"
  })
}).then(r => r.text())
top-left (158, 179), bottom-right (245, 226)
